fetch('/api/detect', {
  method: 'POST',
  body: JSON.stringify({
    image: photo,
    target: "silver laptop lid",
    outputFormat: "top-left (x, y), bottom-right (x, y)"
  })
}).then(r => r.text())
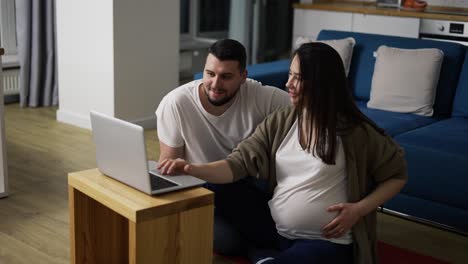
top-left (90, 111), bottom-right (152, 194)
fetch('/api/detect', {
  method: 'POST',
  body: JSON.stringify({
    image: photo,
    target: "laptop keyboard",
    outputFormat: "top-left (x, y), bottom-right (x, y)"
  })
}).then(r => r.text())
top-left (150, 174), bottom-right (178, 190)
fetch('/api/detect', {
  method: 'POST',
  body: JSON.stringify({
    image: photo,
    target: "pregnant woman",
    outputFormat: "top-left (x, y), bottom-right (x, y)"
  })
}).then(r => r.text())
top-left (159, 42), bottom-right (407, 264)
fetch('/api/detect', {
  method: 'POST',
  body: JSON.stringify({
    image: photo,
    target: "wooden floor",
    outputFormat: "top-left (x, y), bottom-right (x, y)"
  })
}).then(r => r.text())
top-left (0, 104), bottom-right (467, 263)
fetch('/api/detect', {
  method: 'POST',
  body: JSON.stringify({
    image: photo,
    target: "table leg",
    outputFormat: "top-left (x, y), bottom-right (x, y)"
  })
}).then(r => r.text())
top-left (69, 186), bottom-right (129, 263)
top-left (129, 204), bottom-right (214, 264)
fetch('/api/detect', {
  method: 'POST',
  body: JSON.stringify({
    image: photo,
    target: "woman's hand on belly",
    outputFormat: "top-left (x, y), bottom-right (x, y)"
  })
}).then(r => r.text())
top-left (321, 202), bottom-right (363, 239)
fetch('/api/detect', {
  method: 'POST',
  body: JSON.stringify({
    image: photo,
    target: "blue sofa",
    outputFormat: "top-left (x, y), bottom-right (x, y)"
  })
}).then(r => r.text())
top-left (194, 30), bottom-right (468, 234)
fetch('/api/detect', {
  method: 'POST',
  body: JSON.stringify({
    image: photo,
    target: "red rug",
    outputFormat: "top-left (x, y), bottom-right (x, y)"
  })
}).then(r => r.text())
top-left (376, 242), bottom-right (449, 264)
top-left (217, 242), bottom-right (449, 264)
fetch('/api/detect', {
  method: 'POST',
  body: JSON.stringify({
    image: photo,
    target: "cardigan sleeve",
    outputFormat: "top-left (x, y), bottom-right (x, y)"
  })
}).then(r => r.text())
top-left (366, 126), bottom-right (408, 183)
top-left (226, 113), bottom-right (274, 182)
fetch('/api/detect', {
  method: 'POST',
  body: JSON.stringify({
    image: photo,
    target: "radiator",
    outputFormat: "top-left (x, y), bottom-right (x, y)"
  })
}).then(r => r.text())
top-left (2, 68), bottom-right (20, 95)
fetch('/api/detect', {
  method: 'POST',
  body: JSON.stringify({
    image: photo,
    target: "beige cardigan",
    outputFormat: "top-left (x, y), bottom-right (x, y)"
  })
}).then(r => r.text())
top-left (226, 106), bottom-right (408, 264)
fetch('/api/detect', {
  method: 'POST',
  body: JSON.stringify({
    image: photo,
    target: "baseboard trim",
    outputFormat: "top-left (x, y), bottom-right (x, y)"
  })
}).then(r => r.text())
top-left (57, 109), bottom-right (91, 130)
top-left (130, 115), bottom-right (156, 129)
top-left (57, 110), bottom-right (156, 130)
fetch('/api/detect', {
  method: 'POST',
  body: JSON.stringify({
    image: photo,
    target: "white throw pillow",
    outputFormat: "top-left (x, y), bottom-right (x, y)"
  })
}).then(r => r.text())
top-left (367, 46), bottom-right (444, 116)
top-left (295, 36), bottom-right (355, 76)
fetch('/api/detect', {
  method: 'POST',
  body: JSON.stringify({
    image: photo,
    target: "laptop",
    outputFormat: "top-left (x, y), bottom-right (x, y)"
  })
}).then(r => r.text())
top-left (90, 111), bottom-right (205, 195)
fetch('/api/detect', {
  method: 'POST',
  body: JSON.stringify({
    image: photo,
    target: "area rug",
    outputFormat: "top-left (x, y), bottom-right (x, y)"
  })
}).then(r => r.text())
top-left (376, 242), bottom-right (449, 264)
top-left (217, 241), bottom-right (450, 264)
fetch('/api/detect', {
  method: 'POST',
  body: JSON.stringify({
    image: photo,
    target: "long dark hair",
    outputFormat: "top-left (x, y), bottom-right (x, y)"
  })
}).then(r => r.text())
top-left (293, 42), bottom-right (383, 164)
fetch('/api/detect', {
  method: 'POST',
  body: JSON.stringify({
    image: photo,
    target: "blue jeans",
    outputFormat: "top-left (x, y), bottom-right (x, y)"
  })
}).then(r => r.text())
top-left (263, 237), bottom-right (353, 264)
top-left (207, 178), bottom-right (353, 263)
top-left (205, 177), bottom-right (277, 256)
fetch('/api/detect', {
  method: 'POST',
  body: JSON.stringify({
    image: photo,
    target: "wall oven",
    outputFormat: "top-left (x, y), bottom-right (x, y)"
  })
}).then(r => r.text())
top-left (420, 19), bottom-right (468, 46)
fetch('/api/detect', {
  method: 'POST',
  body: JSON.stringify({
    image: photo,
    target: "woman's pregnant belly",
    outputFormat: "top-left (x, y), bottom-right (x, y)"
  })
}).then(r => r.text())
top-left (269, 184), bottom-right (347, 238)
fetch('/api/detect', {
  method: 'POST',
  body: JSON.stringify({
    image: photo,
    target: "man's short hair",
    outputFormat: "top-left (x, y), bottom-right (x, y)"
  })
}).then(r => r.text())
top-left (208, 39), bottom-right (246, 71)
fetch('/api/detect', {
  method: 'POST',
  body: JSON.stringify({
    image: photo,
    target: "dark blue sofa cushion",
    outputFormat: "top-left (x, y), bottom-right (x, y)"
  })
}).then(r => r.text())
top-left (453, 50), bottom-right (468, 118)
top-left (355, 101), bottom-right (439, 136)
top-left (393, 118), bottom-right (468, 210)
top-left (395, 118), bottom-right (468, 156)
top-left (194, 59), bottom-right (290, 90)
top-left (317, 30), bottom-right (466, 117)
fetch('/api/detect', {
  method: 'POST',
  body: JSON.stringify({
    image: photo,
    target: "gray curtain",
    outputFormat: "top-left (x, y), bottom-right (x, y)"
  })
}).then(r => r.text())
top-left (15, 0), bottom-right (58, 107)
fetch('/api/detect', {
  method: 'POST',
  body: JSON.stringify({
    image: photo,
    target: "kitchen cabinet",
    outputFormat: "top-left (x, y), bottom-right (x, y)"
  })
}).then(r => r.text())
top-left (293, 9), bottom-right (420, 46)
top-left (293, 9), bottom-right (353, 46)
top-left (353, 14), bottom-right (420, 38)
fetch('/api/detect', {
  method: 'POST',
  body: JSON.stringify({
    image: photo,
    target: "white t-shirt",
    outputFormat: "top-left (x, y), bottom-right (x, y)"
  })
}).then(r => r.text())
top-left (156, 78), bottom-right (290, 163)
top-left (270, 119), bottom-right (352, 245)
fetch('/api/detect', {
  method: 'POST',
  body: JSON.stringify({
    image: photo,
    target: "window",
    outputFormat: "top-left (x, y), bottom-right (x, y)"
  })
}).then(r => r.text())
top-left (180, 0), bottom-right (190, 35)
top-left (180, 0), bottom-right (230, 42)
top-left (198, 0), bottom-right (230, 39)
top-left (0, 0), bottom-right (18, 66)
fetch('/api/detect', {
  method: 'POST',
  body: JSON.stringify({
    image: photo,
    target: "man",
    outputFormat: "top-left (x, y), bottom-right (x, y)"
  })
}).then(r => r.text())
top-left (156, 39), bottom-right (289, 255)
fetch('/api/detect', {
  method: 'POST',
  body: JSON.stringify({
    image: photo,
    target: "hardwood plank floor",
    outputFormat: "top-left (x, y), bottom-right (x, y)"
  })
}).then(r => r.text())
top-left (0, 104), bottom-right (466, 263)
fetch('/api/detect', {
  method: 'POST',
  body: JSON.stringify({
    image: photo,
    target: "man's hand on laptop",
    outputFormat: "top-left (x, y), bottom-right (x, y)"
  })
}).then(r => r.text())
top-left (158, 158), bottom-right (192, 175)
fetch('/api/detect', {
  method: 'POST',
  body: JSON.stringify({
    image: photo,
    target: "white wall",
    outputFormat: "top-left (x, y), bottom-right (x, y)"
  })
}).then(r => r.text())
top-left (56, 0), bottom-right (115, 129)
top-left (113, 0), bottom-right (179, 126)
top-left (300, 0), bottom-right (468, 8)
top-left (56, 0), bottom-right (179, 129)
top-left (426, 0), bottom-right (468, 8)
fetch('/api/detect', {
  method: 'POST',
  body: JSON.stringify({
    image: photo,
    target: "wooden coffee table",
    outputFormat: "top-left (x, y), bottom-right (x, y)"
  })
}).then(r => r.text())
top-left (68, 168), bottom-right (214, 264)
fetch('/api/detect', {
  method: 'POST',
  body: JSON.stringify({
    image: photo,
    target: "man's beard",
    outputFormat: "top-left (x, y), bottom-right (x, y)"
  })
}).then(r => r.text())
top-left (204, 86), bottom-right (238, 106)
